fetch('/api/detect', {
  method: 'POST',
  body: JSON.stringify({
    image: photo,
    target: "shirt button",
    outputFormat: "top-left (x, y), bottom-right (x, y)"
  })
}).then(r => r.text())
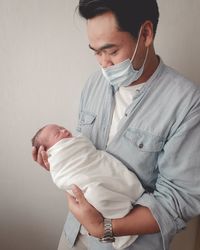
top-left (139, 143), bottom-right (144, 149)
top-left (125, 113), bottom-right (128, 117)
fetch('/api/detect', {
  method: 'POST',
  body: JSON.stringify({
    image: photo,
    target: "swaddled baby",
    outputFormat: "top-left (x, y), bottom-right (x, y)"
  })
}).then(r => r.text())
top-left (32, 124), bottom-right (144, 249)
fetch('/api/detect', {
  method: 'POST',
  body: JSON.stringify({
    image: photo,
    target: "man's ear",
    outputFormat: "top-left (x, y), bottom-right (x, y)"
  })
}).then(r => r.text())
top-left (142, 21), bottom-right (154, 47)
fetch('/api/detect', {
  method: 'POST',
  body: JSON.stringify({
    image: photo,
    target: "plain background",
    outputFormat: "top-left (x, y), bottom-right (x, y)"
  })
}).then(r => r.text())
top-left (0, 0), bottom-right (199, 249)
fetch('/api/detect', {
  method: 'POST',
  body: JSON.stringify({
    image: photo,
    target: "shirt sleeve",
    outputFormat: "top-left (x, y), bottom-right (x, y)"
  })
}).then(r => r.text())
top-left (136, 107), bottom-right (200, 250)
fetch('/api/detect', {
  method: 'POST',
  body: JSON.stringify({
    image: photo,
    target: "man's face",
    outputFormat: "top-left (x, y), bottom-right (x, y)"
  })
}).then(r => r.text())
top-left (87, 12), bottom-right (144, 69)
top-left (40, 124), bottom-right (72, 150)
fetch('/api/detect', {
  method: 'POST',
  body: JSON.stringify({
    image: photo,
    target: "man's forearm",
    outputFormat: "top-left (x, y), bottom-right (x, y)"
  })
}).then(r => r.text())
top-left (112, 205), bottom-right (160, 236)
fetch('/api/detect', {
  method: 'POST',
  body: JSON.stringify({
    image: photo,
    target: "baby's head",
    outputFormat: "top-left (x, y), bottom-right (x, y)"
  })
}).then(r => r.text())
top-left (32, 124), bottom-right (72, 150)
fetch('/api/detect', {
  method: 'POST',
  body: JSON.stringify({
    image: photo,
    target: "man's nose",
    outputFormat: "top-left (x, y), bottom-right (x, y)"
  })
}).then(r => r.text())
top-left (100, 54), bottom-right (113, 68)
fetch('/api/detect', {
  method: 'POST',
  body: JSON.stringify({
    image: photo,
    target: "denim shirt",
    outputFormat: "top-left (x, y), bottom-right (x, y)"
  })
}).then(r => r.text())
top-left (64, 59), bottom-right (200, 250)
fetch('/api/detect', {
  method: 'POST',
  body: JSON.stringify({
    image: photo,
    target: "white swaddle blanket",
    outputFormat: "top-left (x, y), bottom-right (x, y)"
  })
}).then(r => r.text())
top-left (47, 135), bottom-right (144, 249)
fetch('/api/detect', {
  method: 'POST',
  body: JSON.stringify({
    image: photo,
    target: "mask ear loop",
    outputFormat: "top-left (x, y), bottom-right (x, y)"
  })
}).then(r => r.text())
top-left (130, 26), bottom-right (143, 63)
top-left (139, 47), bottom-right (149, 72)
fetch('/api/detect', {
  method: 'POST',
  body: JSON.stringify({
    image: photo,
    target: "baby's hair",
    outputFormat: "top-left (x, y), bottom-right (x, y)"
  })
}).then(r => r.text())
top-left (31, 126), bottom-right (46, 150)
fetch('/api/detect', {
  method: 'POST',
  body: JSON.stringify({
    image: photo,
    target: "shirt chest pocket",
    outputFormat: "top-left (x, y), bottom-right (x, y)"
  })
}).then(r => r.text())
top-left (124, 128), bottom-right (164, 152)
top-left (78, 111), bottom-right (96, 139)
top-left (122, 128), bottom-right (164, 182)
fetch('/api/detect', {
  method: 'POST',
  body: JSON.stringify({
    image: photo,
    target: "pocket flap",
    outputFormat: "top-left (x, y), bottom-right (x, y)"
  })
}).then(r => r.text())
top-left (124, 128), bottom-right (164, 152)
top-left (80, 111), bottom-right (96, 125)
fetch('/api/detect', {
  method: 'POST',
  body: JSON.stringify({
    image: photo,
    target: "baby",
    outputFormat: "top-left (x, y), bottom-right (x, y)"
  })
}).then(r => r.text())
top-left (32, 124), bottom-right (144, 249)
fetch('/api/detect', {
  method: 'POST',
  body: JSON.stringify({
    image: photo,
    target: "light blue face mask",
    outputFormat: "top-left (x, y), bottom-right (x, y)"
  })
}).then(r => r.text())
top-left (101, 27), bottom-right (149, 92)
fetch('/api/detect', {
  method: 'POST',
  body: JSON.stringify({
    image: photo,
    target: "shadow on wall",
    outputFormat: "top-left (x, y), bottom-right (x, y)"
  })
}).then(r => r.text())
top-left (195, 218), bottom-right (200, 250)
top-left (170, 217), bottom-right (200, 250)
top-left (0, 221), bottom-right (58, 250)
top-left (0, 195), bottom-right (64, 250)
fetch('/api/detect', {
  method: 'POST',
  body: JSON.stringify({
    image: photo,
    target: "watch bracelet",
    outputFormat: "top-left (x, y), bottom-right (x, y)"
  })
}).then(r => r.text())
top-left (99, 218), bottom-right (115, 243)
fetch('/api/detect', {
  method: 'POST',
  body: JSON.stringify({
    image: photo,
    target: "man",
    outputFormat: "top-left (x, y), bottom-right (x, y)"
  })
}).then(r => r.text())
top-left (32, 1), bottom-right (200, 249)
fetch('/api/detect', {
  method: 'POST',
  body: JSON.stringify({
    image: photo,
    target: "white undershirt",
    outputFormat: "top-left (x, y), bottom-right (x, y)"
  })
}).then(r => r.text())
top-left (108, 83), bottom-right (144, 144)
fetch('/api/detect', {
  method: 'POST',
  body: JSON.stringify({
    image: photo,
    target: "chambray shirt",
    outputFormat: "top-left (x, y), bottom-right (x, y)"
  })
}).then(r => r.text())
top-left (64, 59), bottom-right (200, 250)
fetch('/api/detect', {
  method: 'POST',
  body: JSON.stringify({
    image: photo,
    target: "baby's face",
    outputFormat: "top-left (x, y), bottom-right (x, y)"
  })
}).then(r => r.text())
top-left (40, 124), bottom-right (72, 150)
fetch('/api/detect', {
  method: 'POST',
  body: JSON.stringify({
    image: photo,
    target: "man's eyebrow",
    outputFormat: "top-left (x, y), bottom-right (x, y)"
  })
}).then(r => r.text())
top-left (89, 44), bottom-right (117, 52)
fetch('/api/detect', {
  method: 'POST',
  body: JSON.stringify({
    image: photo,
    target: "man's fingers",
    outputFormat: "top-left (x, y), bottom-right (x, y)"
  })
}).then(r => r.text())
top-left (66, 192), bottom-right (76, 203)
top-left (37, 146), bottom-right (45, 166)
top-left (66, 192), bottom-right (79, 210)
top-left (32, 146), bottom-right (45, 167)
top-left (32, 147), bottom-right (38, 161)
top-left (41, 150), bottom-right (50, 171)
top-left (71, 185), bottom-right (86, 204)
top-left (32, 146), bottom-right (50, 171)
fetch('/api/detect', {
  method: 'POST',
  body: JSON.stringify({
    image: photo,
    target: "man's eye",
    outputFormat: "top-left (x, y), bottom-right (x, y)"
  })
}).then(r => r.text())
top-left (94, 51), bottom-right (101, 56)
top-left (110, 50), bottom-right (118, 55)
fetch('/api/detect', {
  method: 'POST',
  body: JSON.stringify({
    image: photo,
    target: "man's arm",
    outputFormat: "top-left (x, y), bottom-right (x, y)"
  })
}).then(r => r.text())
top-left (112, 205), bottom-right (160, 236)
top-left (67, 185), bottom-right (160, 239)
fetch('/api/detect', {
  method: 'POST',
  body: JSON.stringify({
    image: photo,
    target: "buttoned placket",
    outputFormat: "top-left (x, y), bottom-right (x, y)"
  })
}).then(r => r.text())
top-left (106, 86), bottom-right (146, 149)
top-left (101, 86), bottom-right (116, 150)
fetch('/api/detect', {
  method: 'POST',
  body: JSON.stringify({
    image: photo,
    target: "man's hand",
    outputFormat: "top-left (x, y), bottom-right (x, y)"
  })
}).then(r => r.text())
top-left (32, 145), bottom-right (50, 171)
top-left (67, 185), bottom-right (104, 238)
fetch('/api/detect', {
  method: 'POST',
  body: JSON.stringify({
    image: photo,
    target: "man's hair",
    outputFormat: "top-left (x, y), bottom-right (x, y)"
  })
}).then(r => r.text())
top-left (31, 126), bottom-right (46, 150)
top-left (78, 0), bottom-right (159, 39)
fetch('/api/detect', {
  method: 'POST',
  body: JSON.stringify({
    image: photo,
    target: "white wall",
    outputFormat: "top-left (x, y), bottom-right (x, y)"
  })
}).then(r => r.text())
top-left (155, 0), bottom-right (200, 85)
top-left (0, 1), bottom-right (199, 249)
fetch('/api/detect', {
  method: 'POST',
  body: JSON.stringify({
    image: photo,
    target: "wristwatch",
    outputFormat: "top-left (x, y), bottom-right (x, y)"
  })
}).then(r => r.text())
top-left (99, 218), bottom-right (115, 243)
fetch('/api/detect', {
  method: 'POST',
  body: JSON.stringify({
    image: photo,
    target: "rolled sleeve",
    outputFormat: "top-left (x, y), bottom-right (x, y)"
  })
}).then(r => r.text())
top-left (136, 193), bottom-right (185, 250)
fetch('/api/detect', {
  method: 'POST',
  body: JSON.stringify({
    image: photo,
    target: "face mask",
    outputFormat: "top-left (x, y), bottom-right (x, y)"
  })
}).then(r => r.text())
top-left (101, 26), bottom-right (149, 92)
